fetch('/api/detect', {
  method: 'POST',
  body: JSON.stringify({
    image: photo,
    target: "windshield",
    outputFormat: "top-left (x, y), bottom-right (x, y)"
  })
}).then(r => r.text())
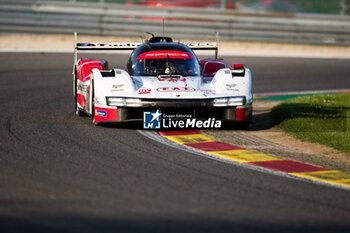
top-left (132, 50), bottom-right (200, 77)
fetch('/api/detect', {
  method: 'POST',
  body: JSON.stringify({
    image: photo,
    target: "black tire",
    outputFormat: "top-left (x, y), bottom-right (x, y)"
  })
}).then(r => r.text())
top-left (222, 121), bottom-right (251, 130)
top-left (236, 122), bottom-right (251, 130)
top-left (75, 95), bottom-right (85, 117)
top-left (91, 79), bottom-right (96, 125)
top-left (74, 67), bottom-right (86, 117)
top-left (74, 67), bottom-right (78, 113)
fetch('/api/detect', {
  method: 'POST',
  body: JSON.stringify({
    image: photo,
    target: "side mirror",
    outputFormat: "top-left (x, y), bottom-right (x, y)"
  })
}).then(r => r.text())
top-left (232, 63), bottom-right (244, 70)
top-left (231, 63), bottom-right (245, 76)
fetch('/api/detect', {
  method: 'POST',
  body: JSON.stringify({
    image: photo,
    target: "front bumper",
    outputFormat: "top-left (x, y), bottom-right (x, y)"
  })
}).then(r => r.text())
top-left (93, 102), bottom-right (253, 125)
top-left (106, 96), bottom-right (248, 108)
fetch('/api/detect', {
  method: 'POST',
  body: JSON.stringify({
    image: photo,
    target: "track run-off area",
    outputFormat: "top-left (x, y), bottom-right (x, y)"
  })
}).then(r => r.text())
top-left (1, 52), bottom-right (350, 233)
top-left (151, 130), bottom-right (350, 189)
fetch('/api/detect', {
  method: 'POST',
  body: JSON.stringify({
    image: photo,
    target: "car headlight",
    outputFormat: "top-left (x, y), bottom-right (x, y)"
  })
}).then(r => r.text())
top-left (107, 97), bottom-right (143, 107)
top-left (125, 98), bottom-right (142, 107)
top-left (213, 97), bottom-right (245, 106)
top-left (213, 98), bottom-right (229, 106)
top-left (107, 97), bottom-right (124, 106)
top-left (228, 97), bottom-right (245, 106)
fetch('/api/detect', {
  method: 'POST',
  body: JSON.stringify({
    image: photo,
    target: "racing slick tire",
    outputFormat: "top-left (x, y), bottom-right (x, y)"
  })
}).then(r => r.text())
top-left (74, 67), bottom-right (85, 117)
top-left (91, 79), bottom-right (96, 125)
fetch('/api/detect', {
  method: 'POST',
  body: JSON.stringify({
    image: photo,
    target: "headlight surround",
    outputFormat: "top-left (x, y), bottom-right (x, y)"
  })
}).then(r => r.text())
top-left (213, 98), bottom-right (229, 106)
top-left (125, 98), bottom-right (142, 107)
top-left (107, 97), bottom-right (143, 107)
top-left (228, 97), bottom-right (245, 106)
top-left (213, 97), bottom-right (245, 106)
top-left (107, 96), bottom-right (246, 107)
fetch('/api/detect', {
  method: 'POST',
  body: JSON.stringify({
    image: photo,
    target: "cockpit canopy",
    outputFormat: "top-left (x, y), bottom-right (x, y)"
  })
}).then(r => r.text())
top-left (127, 43), bottom-right (200, 77)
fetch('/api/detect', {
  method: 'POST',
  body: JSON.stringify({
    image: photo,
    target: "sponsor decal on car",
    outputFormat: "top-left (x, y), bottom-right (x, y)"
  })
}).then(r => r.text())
top-left (226, 84), bottom-right (237, 88)
top-left (111, 84), bottom-right (125, 92)
top-left (95, 109), bottom-right (107, 117)
top-left (200, 89), bottom-right (216, 93)
top-left (138, 89), bottom-right (151, 94)
top-left (86, 42), bottom-right (140, 47)
top-left (157, 87), bottom-right (195, 92)
top-left (226, 83), bottom-right (239, 92)
top-left (200, 89), bottom-right (216, 97)
top-left (77, 82), bottom-right (88, 92)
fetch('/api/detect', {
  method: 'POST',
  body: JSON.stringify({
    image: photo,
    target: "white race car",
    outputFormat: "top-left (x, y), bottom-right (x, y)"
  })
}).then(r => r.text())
top-left (73, 33), bottom-right (252, 127)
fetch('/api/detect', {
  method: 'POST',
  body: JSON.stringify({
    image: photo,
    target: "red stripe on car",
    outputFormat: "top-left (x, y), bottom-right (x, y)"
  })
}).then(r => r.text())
top-left (137, 50), bottom-right (194, 60)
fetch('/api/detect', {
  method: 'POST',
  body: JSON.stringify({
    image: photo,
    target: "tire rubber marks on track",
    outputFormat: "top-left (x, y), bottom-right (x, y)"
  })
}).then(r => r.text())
top-left (291, 170), bottom-right (350, 186)
top-left (159, 130), bottom-right (350, 188)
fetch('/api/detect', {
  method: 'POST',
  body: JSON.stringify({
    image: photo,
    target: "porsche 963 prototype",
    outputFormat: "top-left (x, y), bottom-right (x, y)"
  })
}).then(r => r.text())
top-left (73, 33), bottom-right (252, 127)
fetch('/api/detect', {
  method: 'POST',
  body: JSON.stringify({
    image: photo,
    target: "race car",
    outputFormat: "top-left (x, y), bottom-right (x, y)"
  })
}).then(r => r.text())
top-left (73, 32), bottom-right (252, 127)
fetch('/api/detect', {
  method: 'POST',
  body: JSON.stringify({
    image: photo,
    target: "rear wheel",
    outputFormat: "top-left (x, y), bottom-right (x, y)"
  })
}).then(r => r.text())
top-left (75, 95), bottom-right (85, 117)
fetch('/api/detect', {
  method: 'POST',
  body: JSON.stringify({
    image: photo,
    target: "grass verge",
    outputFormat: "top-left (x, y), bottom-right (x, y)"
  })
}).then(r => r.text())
top-left (271, 93), bottom-right (350, 154)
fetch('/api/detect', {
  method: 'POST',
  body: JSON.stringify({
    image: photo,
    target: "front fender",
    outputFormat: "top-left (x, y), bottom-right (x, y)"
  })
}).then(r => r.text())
top-left (92, 69), bottom-right (137, 107)
top-left (209, 68), bottom-right (252, 102)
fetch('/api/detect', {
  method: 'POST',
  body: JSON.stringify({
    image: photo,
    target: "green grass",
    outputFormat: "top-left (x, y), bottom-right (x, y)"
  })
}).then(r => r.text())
top-left (270, 93), bottom-right (350, 154)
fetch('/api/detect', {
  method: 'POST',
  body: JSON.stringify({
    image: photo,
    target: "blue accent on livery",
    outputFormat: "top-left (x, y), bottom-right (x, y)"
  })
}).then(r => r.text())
top-left (96, 110), bottom-right (107, 117)
top-left (143, 110), bottom-right (161, 129)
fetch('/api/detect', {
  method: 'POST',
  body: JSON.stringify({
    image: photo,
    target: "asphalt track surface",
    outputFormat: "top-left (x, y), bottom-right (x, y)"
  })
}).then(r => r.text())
top-left (1, 52), bottom-right (350, 233)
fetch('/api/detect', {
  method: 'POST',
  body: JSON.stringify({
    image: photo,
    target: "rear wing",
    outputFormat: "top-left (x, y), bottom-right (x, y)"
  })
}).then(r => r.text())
top-left (184, 42), bottom-right (218, 58)
top-left (73, 32), bottom-right (142, 65)
top-left (74, 32), bottom-right (219, 64)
